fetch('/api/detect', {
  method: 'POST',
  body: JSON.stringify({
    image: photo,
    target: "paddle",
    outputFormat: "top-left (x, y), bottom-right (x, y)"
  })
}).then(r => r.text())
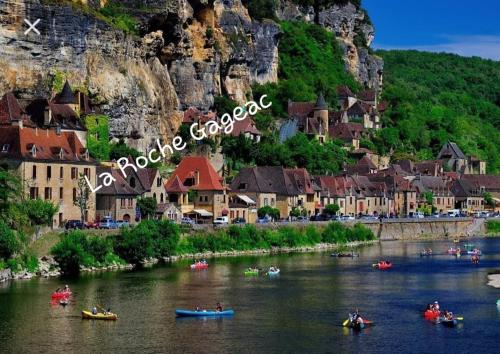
top-left (342, 319), bottom-right (349, 327)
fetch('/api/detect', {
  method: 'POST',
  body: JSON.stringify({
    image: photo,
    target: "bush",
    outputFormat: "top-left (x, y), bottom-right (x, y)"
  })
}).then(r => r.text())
top-left (51, 231), bottom-right (90, 274)
top-left (0, 221), bottom-right (21, 260)
top-left (21, 199), bottom-right (58, 226)
top-left (486, 220), bottom-right (500, 235)
top-left (258, 206), bottom-right (280, 220)
top-left (155, 220), bottom-right (180, 257)
top-left (113, 222), bottom-right (156, 264)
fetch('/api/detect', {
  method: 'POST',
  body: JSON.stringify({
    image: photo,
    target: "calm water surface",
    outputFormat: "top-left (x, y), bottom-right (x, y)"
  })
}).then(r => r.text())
top-left (1, 239), bottom-right (500, 354)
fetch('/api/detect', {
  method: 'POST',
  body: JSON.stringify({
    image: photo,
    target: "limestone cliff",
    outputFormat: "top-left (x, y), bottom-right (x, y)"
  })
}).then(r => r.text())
top-left (0, 0), bottom-right (380, 151)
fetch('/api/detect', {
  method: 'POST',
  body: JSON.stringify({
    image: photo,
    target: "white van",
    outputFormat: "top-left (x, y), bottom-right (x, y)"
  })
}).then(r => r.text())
top-left (447, 209), bottom-right (460, 217)
top-left (214, 216), bottom-right (229, 225)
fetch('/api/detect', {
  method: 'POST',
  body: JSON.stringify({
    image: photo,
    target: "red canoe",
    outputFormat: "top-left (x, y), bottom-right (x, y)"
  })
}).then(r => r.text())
top-left (51, 291), bottom-right (71, 299)
top-left (424, 310), bottom-right (440, 320)
top-left (190, 263), bottom-right (209, 270)
top-left (374, 261), bottom-right (392, 270)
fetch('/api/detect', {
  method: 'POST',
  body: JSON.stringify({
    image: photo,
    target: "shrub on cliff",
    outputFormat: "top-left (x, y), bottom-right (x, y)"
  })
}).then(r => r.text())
top-left (51, 231), bottom-right (91, 274)
top-left (155, 220), bottom-right (180, 257)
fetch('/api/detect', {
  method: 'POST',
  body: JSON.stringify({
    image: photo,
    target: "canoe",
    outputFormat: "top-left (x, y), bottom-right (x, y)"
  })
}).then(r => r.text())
top-left (175, 309), bottom-right (234, 317)
top-left (268, 269), bottom-right (280, 276)
top-left (51, 291), bottom-right (71, 299)
top-left (81, 310), bottom-right (118, 320)
top-left (331, 253), bottom-right (359, 257)
top-left (424, 310), bottom-right (440, 320)
top-left (190, 263), bottom-right (208, 270)
top-left (496, 299), bottom-right (500, 307)
top-left (420, 252), bottom-right (433, 257)
top-left (467, 250), bottom-right (482, 255)
top-left (343, 319), bottom-right (374, 330)
top-left (244, 270), bottom-right (259, 276)
top-left (439, 318), bottom-right (458, 327)
top-left (373, 262), bottom-right (392, 270)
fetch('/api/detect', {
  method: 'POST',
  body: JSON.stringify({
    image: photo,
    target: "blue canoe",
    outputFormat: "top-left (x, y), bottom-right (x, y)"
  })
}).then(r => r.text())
top-left (175, 309), bottom-right (235, 317)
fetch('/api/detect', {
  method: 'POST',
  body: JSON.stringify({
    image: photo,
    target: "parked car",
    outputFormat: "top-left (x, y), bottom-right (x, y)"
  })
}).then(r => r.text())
top-left (359, 215), bottom-right (378, 220)
top-left (431, 212), bottom-right (440, 218)
top-left (340, 215), bottom-right (355, 221)
top-left (213, 216), bottom-right (229, 225)
top-left (257, 217), bottom-right (270, 224)
top-left (296, 216), bottom-right (308, 222)
top-left (233, 217), bottom-right (246, 224)
top-left (116, 220), bottom-right (130, 228)
top-left (85, 221), bottom-right (99, 229)
top-left (65, 219), bottom-right (84, 230)
top-left (181, 217), bottom-right (195, 225)
top-left (99, 217), bottom-right (118, 229)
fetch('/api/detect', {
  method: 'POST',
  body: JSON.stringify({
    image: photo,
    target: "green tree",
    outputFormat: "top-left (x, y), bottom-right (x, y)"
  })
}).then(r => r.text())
top-left (257, 206), bottom-right (280, 220)
top-left (74, 173), bottom-right (91, 222)
top-left (483, 192), bottom-right (494, 207)
top-left (113, 222), bottom-right (156, 264)
top-left (155, 220), bottom-right (180, 257)
top-left (137, 197), bottom-right (157, 220)
top-left (0, 168), bottom-right (22, 218)
top-left (0, 221), bottom-right (20, 260)
top-left (51, 231), bottom-right (89, 274)
top-left (22, 199), bottom-right (58, 226)
top-left (422, 191), bottom-right (434, 206)
top-left (324, 204), bottom-right (340, 215)
top-left (109, 140), bottom-right (141, 160)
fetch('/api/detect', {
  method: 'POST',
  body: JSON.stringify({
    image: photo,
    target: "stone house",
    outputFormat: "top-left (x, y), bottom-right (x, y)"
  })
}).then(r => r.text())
top-left (0, 125), bottom-right (97, 227)
top-left (156, 203), bottom-right (183, 222)
top-left (164, 156), bottom-right (228, 223)
top-left (95, 167), bottom-right (139, 223)
top-left (228, 194), bottom-right (258, 223)
top-left (410, 175), bottom-right (455, 213)
top-left (450, 179), bottom-right (484, 213)
top-left (230, 166), bottom-right (319, 219)
top-left (437, 141), bottom-right (486, 175)
top-left (461, 174), bottom-right (500, 210)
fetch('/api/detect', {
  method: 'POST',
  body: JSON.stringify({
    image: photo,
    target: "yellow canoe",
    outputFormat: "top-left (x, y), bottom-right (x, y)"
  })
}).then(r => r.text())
top-left (82, 310), bottom-right (118, 320)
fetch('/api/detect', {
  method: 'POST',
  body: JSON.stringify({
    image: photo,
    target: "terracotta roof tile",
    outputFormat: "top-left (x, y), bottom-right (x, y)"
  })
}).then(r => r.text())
top-left (166, 156), bottom-right (223, 191)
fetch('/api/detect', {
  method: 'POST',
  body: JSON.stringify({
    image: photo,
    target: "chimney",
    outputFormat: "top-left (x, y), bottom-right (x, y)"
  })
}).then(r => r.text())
top-left (195, 170), bottom-right (200, 186)
top-left (35, 127), bottom-right (38, 136)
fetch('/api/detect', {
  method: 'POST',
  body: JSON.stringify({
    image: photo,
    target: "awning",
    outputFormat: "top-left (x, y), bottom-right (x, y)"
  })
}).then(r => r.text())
top-left (492, 197), bottom-right (500, 204)
top-left (237, 194), bottom-right (256, 205)
top-left (193, 209), bottom-right (213, 217)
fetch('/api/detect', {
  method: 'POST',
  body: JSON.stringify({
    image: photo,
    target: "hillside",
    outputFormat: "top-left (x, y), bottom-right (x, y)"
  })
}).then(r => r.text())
top-left (375, 50), bottom-right (500, 173)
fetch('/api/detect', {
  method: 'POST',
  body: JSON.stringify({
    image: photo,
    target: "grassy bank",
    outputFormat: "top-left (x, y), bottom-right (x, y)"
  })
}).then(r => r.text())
top-left (49, 221), bottom-right (376, 274)
top-left (486, 220), bottom-right (500, 236)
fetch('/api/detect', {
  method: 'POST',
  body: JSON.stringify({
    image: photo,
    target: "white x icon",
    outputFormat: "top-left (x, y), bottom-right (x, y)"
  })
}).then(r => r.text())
top-left (24, 18), bottom-right (40, 35)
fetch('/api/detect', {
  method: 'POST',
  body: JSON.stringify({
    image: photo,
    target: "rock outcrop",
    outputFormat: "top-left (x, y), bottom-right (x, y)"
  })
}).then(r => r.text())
top-left (0, 0), bottom-right (379, 150)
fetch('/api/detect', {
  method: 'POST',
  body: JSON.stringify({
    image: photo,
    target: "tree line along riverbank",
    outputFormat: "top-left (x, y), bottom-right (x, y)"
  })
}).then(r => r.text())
top-left (2, 221), bottom-right (376, 279)
top-left (1, 219), bottom-right (499, 281)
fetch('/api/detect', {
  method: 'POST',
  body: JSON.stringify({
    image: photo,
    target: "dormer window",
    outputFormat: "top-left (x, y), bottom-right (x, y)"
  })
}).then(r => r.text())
top-left (1, 144), bottom-right (9, 152)
top-left (59, 148), bottom-right (64, 160)
top-left (30, 144), bottom-right (37, 157)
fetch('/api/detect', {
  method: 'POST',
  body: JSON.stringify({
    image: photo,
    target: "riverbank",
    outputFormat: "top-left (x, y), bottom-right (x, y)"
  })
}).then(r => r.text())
top-left (1, 239), bottom-right (378, 282)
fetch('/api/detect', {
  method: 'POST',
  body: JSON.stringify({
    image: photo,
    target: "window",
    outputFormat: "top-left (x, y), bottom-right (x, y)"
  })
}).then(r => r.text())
top-left (238, 183), bottom-right (248, 190)
top-left (1, 144), bottom-right (9, 152)
top-left (264, 198), bottom-right (268, 206)
top-left (271, 198), bottom-right (275, 206)
top-left (29, 187), bottom-right (38, 199)
top-left (84, 168), bottom-right (90, 179)
top-left (73, 188), bottom-right (77, 202)
top-left (205, 196), bottom-right (208, 202)
top-left (71, 167), bottom-right (78, 179)
top-left (32, 165), bottom-right (37, 179)
top-left (130, 177), bottom-right (136, 188)
top-left (340, 200), bottom-right (344, 208)
top-left (60, 166), bottom-right (64, 178)
top-left (160, 193), bottom-right (164, 203)
top-left (59, 187), bottom-right (63, 200)
top-left (128, 198), bottom-right (133, 207)
top-left (157, 177), bottom-right (162, 187)
top-left (30, 145), bottom-right (36, 157)
top-left (47, 166), bottom-right (51, 180)
top-left (153, 193), bottom-right (157, 200)
top-left (44, 187), bottom-right (52, 200)
top-left (120, 198), bottom-right (126, 209)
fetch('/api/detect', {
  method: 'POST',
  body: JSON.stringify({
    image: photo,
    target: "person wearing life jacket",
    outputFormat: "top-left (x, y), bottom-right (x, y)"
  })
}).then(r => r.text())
top-left (433, 301), bottom-right (440, 311)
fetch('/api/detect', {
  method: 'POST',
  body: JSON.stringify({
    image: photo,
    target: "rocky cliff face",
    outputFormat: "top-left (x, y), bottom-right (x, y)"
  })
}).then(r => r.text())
top-left (276, 0), bottom-right (383, 90)
top-left (0, 0), bottom-right (379, 151)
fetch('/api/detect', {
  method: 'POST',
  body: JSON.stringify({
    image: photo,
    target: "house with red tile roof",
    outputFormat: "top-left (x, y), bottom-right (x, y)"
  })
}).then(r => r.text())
top-left (230, 116), bottom-right (261, 142)
top-left (164, 156), bottom-right (228, 222)
top-left (0, 125), bottom-right (97, 227)
top-left (0, 92), bottom-right (35, 128)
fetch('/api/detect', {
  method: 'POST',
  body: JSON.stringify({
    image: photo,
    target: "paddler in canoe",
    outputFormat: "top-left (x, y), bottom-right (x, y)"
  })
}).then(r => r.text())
top-left (82, 305), bottom-right (118, 320)
top-left (344, 309), bottom-right (372, 329)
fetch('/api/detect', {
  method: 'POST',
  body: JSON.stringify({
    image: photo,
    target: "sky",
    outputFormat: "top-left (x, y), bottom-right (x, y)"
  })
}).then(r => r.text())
top-left (362, 0), bottom-right (500, 60)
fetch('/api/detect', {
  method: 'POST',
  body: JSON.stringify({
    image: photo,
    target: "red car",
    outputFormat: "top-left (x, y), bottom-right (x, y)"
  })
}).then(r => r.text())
top-left (85, 221), bottom-right (99, 229)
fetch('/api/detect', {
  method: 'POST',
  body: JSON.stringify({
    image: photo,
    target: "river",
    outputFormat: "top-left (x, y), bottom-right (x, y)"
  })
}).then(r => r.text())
top-left (1, 239), bottom-right (499, 353)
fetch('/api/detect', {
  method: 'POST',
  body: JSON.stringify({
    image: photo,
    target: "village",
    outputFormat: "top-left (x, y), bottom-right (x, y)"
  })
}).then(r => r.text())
top-left (0, 81), bottom-right (499, 230)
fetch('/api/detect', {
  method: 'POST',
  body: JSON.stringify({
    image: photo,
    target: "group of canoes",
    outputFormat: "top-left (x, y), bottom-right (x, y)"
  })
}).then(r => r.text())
top-left (244, 266), bottom-right (280, 276)
top-left (51, 285), bottom-right (72, 306)
top-left (52, 286), bottom-right (118, 320)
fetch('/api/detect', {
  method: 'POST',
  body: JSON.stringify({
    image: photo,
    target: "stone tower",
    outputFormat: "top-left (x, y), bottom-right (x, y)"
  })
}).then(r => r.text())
top-left (313, 93), bottom-right (329, 137)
